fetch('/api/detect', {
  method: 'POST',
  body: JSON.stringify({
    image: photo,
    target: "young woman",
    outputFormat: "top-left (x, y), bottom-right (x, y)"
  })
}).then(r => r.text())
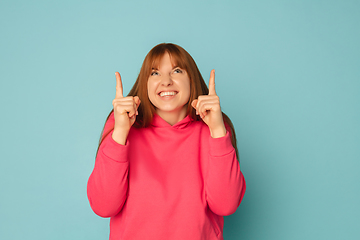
top-left (87, 43), bottom-right (246, 240)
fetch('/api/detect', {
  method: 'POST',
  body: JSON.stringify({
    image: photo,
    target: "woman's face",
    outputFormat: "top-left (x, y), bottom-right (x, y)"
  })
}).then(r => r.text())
top-left (147, 52), bottom-right (191, 123)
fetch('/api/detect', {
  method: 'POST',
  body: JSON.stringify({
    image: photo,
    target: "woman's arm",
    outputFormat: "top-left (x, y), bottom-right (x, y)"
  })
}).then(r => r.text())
top-left (205, 131), bottom-right (246, 216)
top-left (87, 72), bottom-right (140, 217)
top-left (192, 70), bottom-right (246, 215)
top-left (87, 114), bottom-right (130, 218)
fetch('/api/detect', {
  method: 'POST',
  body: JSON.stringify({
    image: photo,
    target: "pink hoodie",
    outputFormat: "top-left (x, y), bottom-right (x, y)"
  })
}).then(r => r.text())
top-left (87, 113), bottom-right (246, 240)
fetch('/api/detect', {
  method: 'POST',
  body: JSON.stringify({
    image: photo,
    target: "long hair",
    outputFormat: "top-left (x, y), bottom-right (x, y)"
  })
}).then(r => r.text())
top-left (97, 43), bottom-right (239, 158)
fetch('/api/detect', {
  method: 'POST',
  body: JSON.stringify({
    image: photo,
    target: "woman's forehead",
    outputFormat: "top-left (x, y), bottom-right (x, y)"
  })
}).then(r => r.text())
top-left (151, 52), bottom-right (183, 70)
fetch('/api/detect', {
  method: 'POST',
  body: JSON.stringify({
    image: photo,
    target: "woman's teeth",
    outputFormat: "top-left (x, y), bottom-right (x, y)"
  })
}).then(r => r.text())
top-left (160, 91), bottom-right (177, 97)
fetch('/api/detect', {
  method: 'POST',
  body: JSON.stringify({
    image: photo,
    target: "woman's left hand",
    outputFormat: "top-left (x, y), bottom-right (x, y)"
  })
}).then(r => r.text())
top-left (191, 69), bottom-right (227, 138)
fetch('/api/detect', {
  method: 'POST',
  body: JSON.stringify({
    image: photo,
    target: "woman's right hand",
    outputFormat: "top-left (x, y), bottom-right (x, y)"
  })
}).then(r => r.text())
top-left (112, 72), bottom-right (141, 145)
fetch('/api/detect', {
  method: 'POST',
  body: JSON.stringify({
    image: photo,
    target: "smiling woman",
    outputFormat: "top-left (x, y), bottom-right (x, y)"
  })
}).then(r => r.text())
top-left (87, 43), bottom-right (246, 240)
top-left (147, 52), bottom-right (191, 125)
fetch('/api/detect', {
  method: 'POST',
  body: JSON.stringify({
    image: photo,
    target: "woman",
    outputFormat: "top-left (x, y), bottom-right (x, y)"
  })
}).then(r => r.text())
top-left (87, 43), bottom-right (246, 240)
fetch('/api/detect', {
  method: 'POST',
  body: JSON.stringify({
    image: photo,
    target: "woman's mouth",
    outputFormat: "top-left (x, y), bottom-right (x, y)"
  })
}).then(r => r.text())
top-left (159, 91), bottom-right (178, 97)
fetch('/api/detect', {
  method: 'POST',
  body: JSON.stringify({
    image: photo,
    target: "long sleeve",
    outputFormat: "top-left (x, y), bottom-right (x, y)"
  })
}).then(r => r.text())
top-left (205, 131), bottom-right (246, 216)
top-left (87, 114), bottom-right (129, 218)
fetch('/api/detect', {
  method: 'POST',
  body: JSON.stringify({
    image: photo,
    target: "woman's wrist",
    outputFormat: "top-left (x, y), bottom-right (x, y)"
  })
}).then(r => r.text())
top-left (112, 128), bottom-right (129, 145)
top-left (209, 125), bottom-right (227, 138)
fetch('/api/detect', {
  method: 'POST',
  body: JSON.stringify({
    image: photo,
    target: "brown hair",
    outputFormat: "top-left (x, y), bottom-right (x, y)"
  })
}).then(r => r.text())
top-left (98, 43), bottom-right (239, 158)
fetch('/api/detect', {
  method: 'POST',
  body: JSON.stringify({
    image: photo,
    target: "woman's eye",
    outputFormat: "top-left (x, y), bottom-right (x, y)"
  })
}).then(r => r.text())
top-left (151, 71), bottom-right (159, 76)
top-left (174, 69), bottom-right (183, 74)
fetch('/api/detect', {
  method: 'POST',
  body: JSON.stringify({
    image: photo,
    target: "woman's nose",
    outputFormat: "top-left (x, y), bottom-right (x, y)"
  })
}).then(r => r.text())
top-left (160, 75), bottom-right (173, 86)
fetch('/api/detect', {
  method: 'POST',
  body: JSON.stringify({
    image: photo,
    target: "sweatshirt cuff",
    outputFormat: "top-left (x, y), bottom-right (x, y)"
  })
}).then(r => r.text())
top-left (101, 133), bottom-right (129, 162)
top-left (209, 131), bottom-right (234, 157)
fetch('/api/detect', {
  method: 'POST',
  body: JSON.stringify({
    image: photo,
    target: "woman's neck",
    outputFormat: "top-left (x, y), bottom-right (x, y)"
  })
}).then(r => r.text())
top-left (155, 108), bottom-right (187, 126)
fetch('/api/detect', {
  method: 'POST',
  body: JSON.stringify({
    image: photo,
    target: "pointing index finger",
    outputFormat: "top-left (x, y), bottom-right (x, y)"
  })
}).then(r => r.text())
top-left (208, 69), bottom-right (216, 95)
top-left (115, 72), bottom-right (124, 98)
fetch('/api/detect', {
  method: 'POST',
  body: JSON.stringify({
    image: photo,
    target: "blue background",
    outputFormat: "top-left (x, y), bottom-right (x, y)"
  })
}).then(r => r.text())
top-left (1, 0), bottom-right (359, 239)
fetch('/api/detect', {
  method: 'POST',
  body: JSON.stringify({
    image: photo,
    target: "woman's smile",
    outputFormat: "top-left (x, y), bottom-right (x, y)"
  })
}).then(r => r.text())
top-left (159, 91), bottom-right (178, 97)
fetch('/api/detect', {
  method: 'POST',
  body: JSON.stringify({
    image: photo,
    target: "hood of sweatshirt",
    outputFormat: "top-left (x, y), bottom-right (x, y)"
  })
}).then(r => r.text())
top-left (150, 114), bottom-right (195, 129)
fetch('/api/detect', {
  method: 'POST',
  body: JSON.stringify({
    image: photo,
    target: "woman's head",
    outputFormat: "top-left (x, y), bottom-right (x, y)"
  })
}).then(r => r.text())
top-left (147, 52), bottom-right (191, 125)
top-left (128, 43), bottom-right (209, 127)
